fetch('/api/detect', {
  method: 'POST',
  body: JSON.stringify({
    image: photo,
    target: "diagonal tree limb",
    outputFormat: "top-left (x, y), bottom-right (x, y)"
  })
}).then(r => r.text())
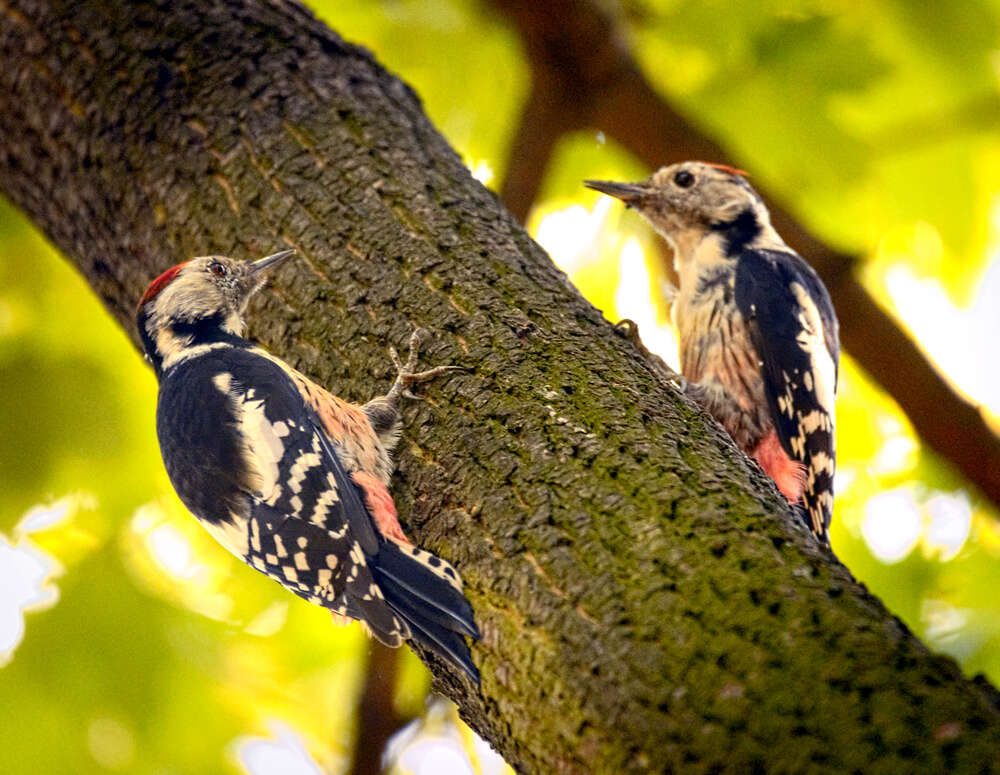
top-left (500, 71), bottom-right (580, 227)
top-left (1, 1), bottom-right (999, 772)
top-left (350, 642), bottom-right (411, 775)
top-left (493, 0), bottom-right (1000, 510)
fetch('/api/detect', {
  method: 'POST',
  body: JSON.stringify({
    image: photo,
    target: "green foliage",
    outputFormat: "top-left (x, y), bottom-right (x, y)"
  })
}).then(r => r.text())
top-left (2, 0), bottom-right (999, 771)
top-left (630, 0), bottom-right (1000, 295)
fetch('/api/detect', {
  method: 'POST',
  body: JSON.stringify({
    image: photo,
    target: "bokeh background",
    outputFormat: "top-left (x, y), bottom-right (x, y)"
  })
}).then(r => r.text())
top-left (2, 1), bottom-right (999, 772)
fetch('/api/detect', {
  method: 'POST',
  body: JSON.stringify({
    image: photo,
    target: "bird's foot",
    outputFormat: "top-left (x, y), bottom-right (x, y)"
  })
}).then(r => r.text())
top-left (386, 328), bottom-right (463, 403)
top-left (614, 318), bottom-right (645, 350)
top-left (614, 319), bottom-right (687, 391)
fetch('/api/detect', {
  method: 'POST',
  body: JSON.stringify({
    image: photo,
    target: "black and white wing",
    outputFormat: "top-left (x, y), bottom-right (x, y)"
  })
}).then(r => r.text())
top-left (735, 248), bottom-right (840, 540)
top-left (219, 349), bottom-right (479, 680)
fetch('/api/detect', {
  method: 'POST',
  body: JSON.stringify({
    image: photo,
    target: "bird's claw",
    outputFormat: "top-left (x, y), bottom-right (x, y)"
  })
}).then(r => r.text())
top-left (614, 318), bottom-right (687, 392)
top-left (614, 318), bottom-right (643, 349)
top-left (387, 328), bottom-right (462, 403)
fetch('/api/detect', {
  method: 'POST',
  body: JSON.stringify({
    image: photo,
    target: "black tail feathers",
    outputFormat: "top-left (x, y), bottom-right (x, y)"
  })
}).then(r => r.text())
top-left (793, 501), bottom-right (830, 545)
top-left (371, 540), bottom-right (480, 684)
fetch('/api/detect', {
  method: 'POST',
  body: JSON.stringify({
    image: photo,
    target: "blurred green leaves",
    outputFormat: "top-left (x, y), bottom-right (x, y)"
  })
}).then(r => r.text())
top-left (1, 0), bottom-right (999, 772)
top-left (630, 0), bottom-right (1000, 295)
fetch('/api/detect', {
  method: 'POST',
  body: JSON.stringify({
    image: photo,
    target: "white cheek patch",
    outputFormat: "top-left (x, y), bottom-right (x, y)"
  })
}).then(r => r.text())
top-left (148, 274), bottom-right (220, 331)
top-left (154, 333), bottom-right (232, 371)
top-left (155, 328), bottom-right (190, 367)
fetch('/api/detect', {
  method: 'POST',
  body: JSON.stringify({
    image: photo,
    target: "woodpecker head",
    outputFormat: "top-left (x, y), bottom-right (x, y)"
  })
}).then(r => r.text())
top-left (136, 249), bottom-right (295, 374)
top-left (586, 161), bottom-right (781, 258)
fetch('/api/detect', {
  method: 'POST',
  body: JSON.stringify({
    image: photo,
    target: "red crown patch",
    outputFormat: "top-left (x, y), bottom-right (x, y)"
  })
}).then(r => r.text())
top-left (702, 161), bottom-right (748, 178)
top-left (139, 262), bottom-right (188, 307)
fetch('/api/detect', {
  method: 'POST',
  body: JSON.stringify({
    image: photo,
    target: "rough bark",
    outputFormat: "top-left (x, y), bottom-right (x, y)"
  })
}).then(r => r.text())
top-left (492, 0), bottom-right (1000, 512)
top-left (2, 1), bottom-right (1000, 773)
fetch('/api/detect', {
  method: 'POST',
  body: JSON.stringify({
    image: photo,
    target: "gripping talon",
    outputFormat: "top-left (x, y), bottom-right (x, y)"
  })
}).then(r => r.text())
top-left (614, 318), bottom-right (686, 391)
top-left (385, 328), bottom-right (460, 404)
top-left (614, 318), bottom-right (642, 348)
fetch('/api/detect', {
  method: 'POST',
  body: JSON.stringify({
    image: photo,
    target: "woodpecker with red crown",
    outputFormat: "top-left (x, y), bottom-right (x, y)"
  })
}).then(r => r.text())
top-left (137, 249), bottom-right (479, 681)
top-left (587, 162), bottom-right (839, 544)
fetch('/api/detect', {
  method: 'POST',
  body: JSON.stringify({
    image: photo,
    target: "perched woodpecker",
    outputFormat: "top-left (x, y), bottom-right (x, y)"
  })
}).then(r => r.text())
top-left (586, 162), bottom-right (839, 543)
top-left (136, 250), bottom-right (479, 681)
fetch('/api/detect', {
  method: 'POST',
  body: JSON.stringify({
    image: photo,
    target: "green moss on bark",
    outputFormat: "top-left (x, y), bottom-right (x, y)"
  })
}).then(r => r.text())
top-left (1, 1), bottom-right (999, 772)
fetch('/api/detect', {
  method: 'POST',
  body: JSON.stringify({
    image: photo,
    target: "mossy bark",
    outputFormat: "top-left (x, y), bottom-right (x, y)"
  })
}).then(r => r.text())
top-left (1, 1), bottom-right (999, 772)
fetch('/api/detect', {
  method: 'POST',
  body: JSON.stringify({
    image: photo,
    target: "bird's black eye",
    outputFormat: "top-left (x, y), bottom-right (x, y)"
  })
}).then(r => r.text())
top-left (209, 261), bottom-right (227, 277)
top-left (674, 170), bottom-right (695, 188)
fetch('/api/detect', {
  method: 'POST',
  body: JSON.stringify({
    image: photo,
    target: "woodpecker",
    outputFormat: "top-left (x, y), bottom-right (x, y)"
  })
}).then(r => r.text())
top-left (586, 162), bottom-right (839, 543)
top-left (136, 250), bottom-right (479, 681)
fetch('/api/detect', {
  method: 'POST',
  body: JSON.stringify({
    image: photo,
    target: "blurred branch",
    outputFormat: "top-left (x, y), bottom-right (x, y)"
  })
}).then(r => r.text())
top-left (501, 73), bottom-right (578, 223)
top-left (2, 1), bottom-right (1000, 772)
top-left (351, 642), bottom-right (410, 775)
top-left (492, 0), bottom-right (1000, 510)
top-left (870, 93), bottom-right (1000, 153)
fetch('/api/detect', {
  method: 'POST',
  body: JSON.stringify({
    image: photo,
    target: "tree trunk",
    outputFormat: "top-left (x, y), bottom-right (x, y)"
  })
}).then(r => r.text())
top-left (1, 1), bottom-right (998, 772)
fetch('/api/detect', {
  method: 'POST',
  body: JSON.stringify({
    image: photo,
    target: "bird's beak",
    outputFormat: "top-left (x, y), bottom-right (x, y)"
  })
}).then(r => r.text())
top-left (248, 248), bottom-right (296, 276)
top-left (584, 179), bottom-right (650, 208)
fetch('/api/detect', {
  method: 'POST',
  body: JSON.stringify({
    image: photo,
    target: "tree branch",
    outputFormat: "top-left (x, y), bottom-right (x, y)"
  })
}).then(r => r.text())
top-left (351, 642), bottom-right (408, 775)
top-left (2, 1), bottom-right (999, 772)
top-left (492, 0), bottom-right (1000, 509)
top-left (499, 71), bottom-right (578, 224)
